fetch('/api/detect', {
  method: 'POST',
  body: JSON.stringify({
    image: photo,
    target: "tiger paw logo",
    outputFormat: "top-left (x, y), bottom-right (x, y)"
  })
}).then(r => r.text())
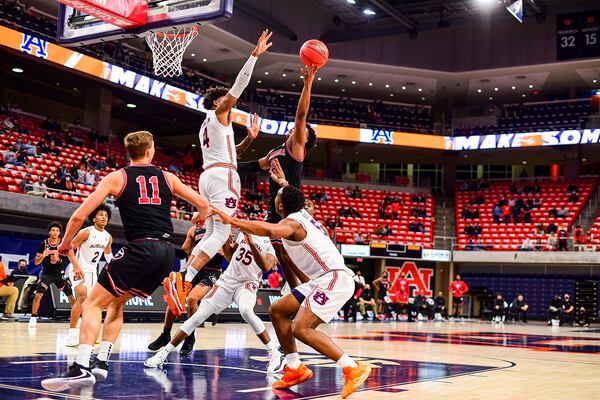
top-left (225, 198), bottom-right (237, 209)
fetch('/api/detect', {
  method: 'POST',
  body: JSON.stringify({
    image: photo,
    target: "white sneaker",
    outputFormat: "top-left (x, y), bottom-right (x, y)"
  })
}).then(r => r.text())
top-left (144, 348), bottom-right (170, 368)
top-left (28, 316), bottom-right (37, 328)
top-left (66, 329), bottom-right (79, 347)
top-left (267, 351), bottom-right (285, 374)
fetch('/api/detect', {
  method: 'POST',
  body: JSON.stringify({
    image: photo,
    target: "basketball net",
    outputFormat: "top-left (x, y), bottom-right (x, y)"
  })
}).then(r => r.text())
top-left (145, 26), bottom-right (199, 78)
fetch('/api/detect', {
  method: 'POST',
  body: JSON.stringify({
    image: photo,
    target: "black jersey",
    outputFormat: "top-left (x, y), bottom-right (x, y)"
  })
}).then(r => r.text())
top-left (192, 226), bottom-right (224, 274)
top-left (378, 278), bottom-right (390, 299)
top-left (37, 239), bottom-right (69, 276)
top-left (266, 140), bottom-right (304, 223)
top-left (115, 165), bottom-right (174, 243)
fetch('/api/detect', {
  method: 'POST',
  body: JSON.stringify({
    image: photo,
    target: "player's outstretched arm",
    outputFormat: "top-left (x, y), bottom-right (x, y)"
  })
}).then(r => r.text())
top-left (166, 172), bottom-right (210, 220)
top-left (221, 236), bottom-right (238, 261)
top-left (243, 232), bottom-right (276, 272)
top-left (58, 171), bottom-right (122, 255)
top-left (211, 208), bottom-right (297, 239)
top-left (215, 30), bottom-right (273, 125)
top-left (288, 66), bottom-right (316, 158)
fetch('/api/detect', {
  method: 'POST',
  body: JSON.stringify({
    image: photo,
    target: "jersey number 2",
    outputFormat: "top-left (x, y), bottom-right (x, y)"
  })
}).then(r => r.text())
top-left (136, 176), bottom-right (162, 205)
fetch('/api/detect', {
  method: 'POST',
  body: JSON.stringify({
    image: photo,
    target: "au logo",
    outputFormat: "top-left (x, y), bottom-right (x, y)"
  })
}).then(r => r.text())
top-left (360, 128), bottom-right (393, 145)
top-left (20, 35), bottom-right (48, 59)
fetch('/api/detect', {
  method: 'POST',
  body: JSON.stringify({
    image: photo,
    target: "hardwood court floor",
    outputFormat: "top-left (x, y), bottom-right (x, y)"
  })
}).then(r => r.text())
top-left (0, 319), bottom-right (598, 399)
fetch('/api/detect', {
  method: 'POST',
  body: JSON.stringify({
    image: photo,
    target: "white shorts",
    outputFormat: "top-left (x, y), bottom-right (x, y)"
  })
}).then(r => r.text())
top-left (68, 268), bottom-right (97, 293)
top-left (198, 166), bottom-right (241, 216)
top-left (202, 275), bottom-right (259, 313)
top-left (293, 270), bottom-right (354, 323)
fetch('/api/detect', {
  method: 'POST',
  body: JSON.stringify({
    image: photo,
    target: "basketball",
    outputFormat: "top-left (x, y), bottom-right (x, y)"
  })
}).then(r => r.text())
top-left (300, 39), bottom-right (329, 68)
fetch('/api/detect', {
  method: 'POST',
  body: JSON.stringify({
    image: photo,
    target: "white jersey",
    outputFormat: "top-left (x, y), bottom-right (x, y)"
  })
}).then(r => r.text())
top-left (199, 109), bottom-right (237, 169)
top-left (75, 226), bottom-right (111, 272)
top-left (222, 233), bottom-right (275, 283)
top-left (282, 209), bottom-right (353, 280)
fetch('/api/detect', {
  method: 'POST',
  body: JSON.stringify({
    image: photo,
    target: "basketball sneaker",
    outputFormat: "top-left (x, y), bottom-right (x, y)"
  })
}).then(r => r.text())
top-left (90, 358), bottom-right (109, 382)
top-left (148, 331), bottom-right (171, 351)
top-left (163, 272), bottom-right (191, 317)
top-left (271, 364), bottom-right (313, 389)
top-left (267, 351), bottom-right (286, 374)
top-left (66, 328), bottom-right (79, 347)
top-left (180, 332), bottom-right (195, 356)
top-left (144, 347), bottom-right (170, 368)
top-left (341, 361), bottom-right (372, 399)
top-left (41, 362), bottom-right (96, 392)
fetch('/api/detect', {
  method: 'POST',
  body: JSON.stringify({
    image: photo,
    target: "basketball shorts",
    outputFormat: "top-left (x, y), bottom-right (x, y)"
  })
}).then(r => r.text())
top-left (292, 270), bottom-right (354, 323)
top-left (68, 267), bottom-right (97, 293)
top-left (453, 296), bottom-right (464, 305)
top-left (191, 269), bottom-right (220, 288)
top-left (198, 167), bottom-right (240, 217)
top-left (202, 275), bottom-right (260, 313)
top-left (36, 273), bottom-right (73, 297)
top-left (98, 239), bottom-right (175, 299)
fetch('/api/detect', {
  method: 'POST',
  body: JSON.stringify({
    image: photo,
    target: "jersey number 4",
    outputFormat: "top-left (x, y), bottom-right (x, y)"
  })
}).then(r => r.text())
top-left (202, 128), bottom-right (210, 148)
top-left (136, 176), bottom-right (162, 205)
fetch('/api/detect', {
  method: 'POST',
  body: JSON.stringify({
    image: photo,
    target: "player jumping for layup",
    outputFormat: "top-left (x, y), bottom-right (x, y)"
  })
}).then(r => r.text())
top-left (66, 205), bottom-right (113, 347)
top-left (41, 131), bottom-right (210, 391)
top-left (211, 184), bottom-right (371, 399)
top-left (238, 65), bottom-right (318, 291)
top-left (145, 231), bottom-right (285, 373)
top-left (165, 29), bottom-right (272, 317)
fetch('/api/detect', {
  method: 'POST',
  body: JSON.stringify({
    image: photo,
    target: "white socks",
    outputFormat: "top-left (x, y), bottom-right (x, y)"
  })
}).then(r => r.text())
top-left (336, 354), bottom-right (358, 369)
top-left (285, 353), bottom-right (301, 369)
top-left (165, 343), bottom-right (176, 352)
top-left (97, 341), bottom-right (113, 362)
top-left (184, 267), bottom-right (198, 283)
top-left (266, 341), bottom-right (278, 355)
top-left (76, 344), bottom-right (93, 368)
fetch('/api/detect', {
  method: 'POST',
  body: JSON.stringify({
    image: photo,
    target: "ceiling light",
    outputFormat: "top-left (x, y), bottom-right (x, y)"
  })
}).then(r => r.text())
top-left (369, 159), bottom-right (374, 162)
top-left (402, 86), bottom-right (406, 90)
top-left (363, 8), bottom-right (376, 15)
top-left (335, 79), bottom-right (339, 83)
top-left (341, 89), bottom-right (346, 92)
top-left (511, 86), bottom-right (516, 90)
top-left (494, 87), bottom-right (499, 91)
top-left (317, 77), bottom-right (322, 81)
top-left (477, 89), bottom-right (482, 93)
top-left (582, 158), bottom-right (587, 162)
top-left (282, 73), bottom-right (287, 77)
top-left (593, 79), bottom-right (598, 84)
top-left (489, 96), bottom-right (494, 100)
top-left (368, 82), bottom-right (373, 86)
top-left (264, 71), bottom-right (269, 75)
top-left (257, 80), bottom-right (262, 83)
top-left (418, 88), bottom-right (423, 92)
top-left (292, 83), bottom-right (296, 87)
top-left (385, 84), bottom-right (390, 88)
top-left (347, 0), bottom-right (356, 4)
top-left (191, 53), bottom-right (195, 57)
top-left (352, 80), bottom-right (356, 84)
top-left (522, 94), bottom-right (526, 97)
top-left (126, 103), bottom-right (136, 108)
top-left (191, 144), bottom-right (196, 147)
top-left (528, 84), bottom-right (534, 88)
top-left (390, 94), bottom-right (394, 97)
top-left (202, 58), bottom-right (207, 62)
top-left (421, 97), bottom-right (426, 100)
top-left (12, 67), bottom-right (23, 73)
top-left (522, 161), bottom-right (527, 165)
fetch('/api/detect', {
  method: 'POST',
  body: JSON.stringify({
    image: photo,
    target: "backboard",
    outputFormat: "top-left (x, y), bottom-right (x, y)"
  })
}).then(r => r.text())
top-left (57, 0), bottom-right (233, 46)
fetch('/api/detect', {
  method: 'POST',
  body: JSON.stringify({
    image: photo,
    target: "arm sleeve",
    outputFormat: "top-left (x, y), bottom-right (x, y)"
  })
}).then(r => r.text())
top-left (237, 160), bottom-right (261, 172)
top-left (229, 55), bottom-right (257, 99)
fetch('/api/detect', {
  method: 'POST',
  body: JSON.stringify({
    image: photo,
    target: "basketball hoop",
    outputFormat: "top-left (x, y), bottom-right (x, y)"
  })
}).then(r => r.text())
top-left (145, 26), bottom-right (199, 78)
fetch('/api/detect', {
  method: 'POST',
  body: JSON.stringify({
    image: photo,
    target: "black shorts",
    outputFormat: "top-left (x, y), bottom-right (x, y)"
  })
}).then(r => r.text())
top-left (98, 239), bottom-right (175, 299)
top-left (453, 297), bottom-right (464, 305)
top-left (191, 269), bottom-right (220, 288)
top-left (36, 273), bottom-right (73, 297)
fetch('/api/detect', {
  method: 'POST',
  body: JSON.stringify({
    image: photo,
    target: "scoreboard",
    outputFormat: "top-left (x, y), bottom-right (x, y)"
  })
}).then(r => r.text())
top-left (369, 242), bottom-right (423, 259)
top-left (557, 12), bottom-right (600, 61)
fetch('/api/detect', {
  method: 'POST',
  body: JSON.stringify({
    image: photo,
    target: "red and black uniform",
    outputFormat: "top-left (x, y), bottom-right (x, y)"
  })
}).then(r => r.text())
top-left (190, 226), bottom-right (223, 288)
top-left (36, 239), bottom-right (72, 296)
top-left (98, 165), bottom-right (175, 299)
top-left (449, 279), bottom-right (469, 304)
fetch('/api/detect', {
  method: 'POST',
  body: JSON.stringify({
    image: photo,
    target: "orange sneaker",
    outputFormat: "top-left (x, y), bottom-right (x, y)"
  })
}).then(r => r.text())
top-left (163, 272), bottom-right (185, 317)
top-left (271, 364), bottom-right (313, 389)
top-left (341, 361), bottom-right (372, 399)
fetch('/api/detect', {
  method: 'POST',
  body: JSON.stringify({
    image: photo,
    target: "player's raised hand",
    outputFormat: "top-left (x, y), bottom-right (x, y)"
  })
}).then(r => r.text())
top-left (247, 113), bottom-right (260, 140)
top-left (57, 241), bottom-right (72, 257)
top-left (209, 207), bottom-right (233, 225)
top-left (191, 212), bottom-right (204, 226)
top-left (301, 66), bottom-right (317, 84)
top-left (270, 159), bottom-right (288, 187)
top-left (252, 29), bottom-right (273, 57)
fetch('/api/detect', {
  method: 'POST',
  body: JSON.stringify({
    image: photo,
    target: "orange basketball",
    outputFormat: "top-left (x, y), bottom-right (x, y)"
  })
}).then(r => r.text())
top-left (300, 39), bottom-right (329, 68)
